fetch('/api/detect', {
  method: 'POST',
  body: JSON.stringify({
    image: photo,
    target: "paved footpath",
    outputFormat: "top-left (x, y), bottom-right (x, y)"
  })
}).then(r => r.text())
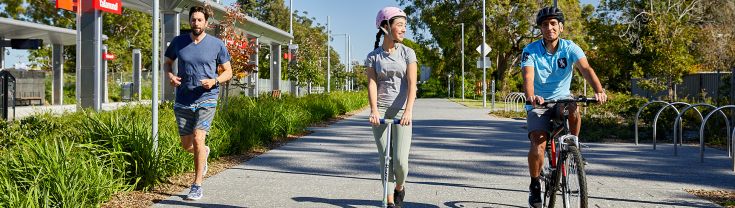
top-left (155, 98), bottom-right (734, 208)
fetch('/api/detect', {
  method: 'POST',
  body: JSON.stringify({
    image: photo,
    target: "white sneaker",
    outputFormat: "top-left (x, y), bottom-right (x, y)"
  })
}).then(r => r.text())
top-left (186, 184), bottom-right (203, 200)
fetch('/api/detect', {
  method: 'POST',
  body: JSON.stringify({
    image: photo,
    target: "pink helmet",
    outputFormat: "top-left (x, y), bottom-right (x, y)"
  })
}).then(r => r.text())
top-left (375, 7), bottom-right (407, 29)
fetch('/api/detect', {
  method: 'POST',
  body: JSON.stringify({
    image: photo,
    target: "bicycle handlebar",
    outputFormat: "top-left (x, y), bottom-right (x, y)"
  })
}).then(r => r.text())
top-left (543, 97), bottom-right (598, 104)
top-left (525, 97), bottom-right (598, 109)
top-left (379, 119), bottom-right (401, 124)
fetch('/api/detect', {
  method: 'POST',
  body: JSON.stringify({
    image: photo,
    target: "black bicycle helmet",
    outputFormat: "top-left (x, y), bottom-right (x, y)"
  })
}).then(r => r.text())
top-left (536, 6), bottom-right (565, 26)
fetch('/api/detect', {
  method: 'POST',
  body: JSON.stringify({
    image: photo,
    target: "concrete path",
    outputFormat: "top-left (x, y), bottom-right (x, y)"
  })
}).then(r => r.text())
top-left (155, 98), bottom-right (734, 208)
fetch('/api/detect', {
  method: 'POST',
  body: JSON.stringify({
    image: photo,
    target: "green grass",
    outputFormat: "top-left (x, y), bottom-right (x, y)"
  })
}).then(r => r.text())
top-left (0, 91), bottom-right (367, 206)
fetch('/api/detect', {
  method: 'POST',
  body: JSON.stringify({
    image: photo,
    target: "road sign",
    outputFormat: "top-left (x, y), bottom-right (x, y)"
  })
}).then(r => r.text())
top-left (476, 57), bottom-right (491, 68)
top-left (103, 53), bottom-right (116, 60)
top-left (476, 43), bottom-right (491, 56)
top-left (93, 0), bottom-right (122, 15)
top-left (288, 44), bottom-right (299, 50)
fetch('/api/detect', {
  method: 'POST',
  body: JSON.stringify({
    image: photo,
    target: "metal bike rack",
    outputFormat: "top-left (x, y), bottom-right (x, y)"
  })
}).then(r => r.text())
top-left (504, 92), bottom-right (524, 112)
top-left (635, 101), bottom-right (669, 145)
top-left (699, 106), bottom-right (735, 168)
top-left (513, 93), bottom-right (526, 112)
top-left (672, 104), bottom-right (726, 156)
top-left (652, 102), bottom-right (689, 150)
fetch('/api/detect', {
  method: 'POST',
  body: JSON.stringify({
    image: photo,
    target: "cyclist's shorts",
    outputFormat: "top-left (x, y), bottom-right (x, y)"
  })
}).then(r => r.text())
top-left (525, 96), bottom-right (576, 138)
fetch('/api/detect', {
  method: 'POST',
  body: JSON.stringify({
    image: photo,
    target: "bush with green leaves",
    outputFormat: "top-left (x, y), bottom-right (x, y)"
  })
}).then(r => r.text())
top-left (0, 91), bottom-right (367, 206)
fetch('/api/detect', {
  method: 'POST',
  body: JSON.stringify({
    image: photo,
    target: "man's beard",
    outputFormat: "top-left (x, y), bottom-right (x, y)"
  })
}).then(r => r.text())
top-left (192, 28), bottom-right (203, 36)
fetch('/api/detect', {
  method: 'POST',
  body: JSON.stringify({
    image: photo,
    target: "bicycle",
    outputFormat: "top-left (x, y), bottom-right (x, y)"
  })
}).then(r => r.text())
top-left (378, 118), bottom-right (401, 208)
top-left (533, 97), bottom-right (596, 208)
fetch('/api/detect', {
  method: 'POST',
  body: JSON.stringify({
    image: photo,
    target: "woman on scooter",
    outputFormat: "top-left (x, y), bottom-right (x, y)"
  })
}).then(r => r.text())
top-left (365, 6), bottom-right (418, 208)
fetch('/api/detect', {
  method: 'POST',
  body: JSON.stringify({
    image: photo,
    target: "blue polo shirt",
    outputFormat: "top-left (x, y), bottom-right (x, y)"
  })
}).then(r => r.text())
top-left (521, 38), bottom-right (585, 100)
top-left (165, 34), bottom-right (231, 106)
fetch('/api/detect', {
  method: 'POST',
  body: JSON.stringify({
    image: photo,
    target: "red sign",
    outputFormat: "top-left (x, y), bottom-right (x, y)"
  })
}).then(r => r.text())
top-left (93, 0), bottom-right (122, 14)
top-left (56, 0), bottom-right (76, 12)
top-left (103, 53), bottom-right (116, 60)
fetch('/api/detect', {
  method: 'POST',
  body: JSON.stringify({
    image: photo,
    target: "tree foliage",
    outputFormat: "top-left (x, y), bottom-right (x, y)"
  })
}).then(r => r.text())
top-left (398, 0), bottom-right (586, 94)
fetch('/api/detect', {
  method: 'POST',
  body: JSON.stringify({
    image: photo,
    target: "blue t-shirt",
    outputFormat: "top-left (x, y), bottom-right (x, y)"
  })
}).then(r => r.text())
top-left (165, 34), bottom-right (231, 106)
top-left (521, 38), bottom-right (585, 100)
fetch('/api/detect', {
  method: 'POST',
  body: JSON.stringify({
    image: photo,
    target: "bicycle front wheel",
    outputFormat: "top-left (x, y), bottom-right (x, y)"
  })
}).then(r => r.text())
top-left (562, 146), bottom-right (588, 208)
top-left (542, 150), bottom-right (560, 208)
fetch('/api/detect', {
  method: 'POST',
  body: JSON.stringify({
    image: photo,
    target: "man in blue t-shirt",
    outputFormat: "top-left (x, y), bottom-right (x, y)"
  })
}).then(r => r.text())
top-left (521, 6), bottom-right (607, 208)
top-left (163, 5), bottom-right (232, 201)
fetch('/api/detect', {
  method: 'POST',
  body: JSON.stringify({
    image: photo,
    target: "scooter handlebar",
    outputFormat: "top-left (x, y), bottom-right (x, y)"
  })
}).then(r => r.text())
top-left (379, 119), bottom-right (401, 124)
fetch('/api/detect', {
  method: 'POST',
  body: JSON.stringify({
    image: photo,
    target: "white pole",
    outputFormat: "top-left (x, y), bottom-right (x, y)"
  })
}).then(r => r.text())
top-left (326, 16), bottom-right (330, 93)
top-left (461, 23), bottom-right (465, 101)
top-left (152, 0), bottom-right (160, 152)
top-left (482, 0), bottom-right (487, 108)
top-left (348, 35), bottom-right (352, 91)
top-left (344, 34), bottom-right (348, 91)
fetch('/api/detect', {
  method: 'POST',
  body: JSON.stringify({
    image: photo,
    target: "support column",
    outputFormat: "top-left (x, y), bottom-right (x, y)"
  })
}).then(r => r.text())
top-left (52, 44), bottom-right (64, 105)
top-left (162, 12), bottom-right (180, 101)
top-left (132, 49), bottom-right (142, 100)
top-left (270, 43), bottom-right (281, 92)
top-left (101, 44), bottom-right (109, 103)
top-left (79, 1), bottom-right (103, 111)
top-left (0, 36), bottom-right (4, 69)
top-left (252, 39), bottom-right (259, 97)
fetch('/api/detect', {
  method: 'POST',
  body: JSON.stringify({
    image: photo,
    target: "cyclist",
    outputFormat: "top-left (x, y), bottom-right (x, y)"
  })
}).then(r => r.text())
top-left (521, 6), bottom-right (607, 208)
top-left (365, 6), bottom-right (418, 208)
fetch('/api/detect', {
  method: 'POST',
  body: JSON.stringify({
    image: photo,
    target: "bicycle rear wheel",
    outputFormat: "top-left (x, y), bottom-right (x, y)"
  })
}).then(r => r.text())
top-left (562, 146), bottom-right (588, 207)
top-left (542, 150), bottom-right (560, 208)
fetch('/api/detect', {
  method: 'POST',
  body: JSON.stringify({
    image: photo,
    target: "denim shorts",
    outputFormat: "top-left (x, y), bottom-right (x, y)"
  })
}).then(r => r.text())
top-left (174, 99), bottom-right (217, 136)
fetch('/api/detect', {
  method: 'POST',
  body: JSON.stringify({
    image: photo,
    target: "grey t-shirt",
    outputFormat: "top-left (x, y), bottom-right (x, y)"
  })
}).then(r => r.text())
top-left (365, 43), bottom-right (417, 109)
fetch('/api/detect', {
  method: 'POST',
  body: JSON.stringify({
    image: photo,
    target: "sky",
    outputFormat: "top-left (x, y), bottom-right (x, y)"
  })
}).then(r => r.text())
top-left (3, 0), bottom-right (600, 69)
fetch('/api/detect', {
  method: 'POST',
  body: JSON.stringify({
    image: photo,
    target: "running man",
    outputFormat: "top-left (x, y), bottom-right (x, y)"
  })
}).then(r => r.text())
top-left (164, 5), bottom-right (233, 201)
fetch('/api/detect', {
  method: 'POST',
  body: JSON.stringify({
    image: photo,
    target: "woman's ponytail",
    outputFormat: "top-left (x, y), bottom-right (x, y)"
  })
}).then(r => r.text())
top-left (374, 29), bottom-right (384, 49)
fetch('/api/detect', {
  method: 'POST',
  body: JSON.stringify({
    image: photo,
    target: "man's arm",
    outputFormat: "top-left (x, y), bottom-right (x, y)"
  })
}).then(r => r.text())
top-left (574, 58), bottom-right (607, 103)
top-left (522, 66), bottom-right (542, 106)
top-left (201, 61), bottom-right (232, 90)
top-left (164, 57), bottom-right (181, 87)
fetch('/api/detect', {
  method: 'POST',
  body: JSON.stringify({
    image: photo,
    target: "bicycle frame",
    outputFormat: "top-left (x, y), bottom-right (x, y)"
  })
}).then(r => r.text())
top-left (538, 98), bottom-right (593, 208)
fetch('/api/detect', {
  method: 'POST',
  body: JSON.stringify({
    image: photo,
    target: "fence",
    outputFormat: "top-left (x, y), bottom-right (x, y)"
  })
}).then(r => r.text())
top-left (631, 71), bottom-right (732, 100)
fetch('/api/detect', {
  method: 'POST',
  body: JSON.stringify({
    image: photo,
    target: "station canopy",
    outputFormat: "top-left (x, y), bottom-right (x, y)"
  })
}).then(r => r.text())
top-left (122, 0), bottom-right (293, 45)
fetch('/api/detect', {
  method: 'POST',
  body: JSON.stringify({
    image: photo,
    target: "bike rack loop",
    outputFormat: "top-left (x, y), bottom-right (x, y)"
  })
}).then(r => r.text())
top-left (652, 102), bottom-right (689, 150)
top-left (504, 93), bottom-right (520, 111)
top-left (506, 92), bottom-right (523, 112)
top-left (513, 92), bottom-right (524, 111)
top-left (732, 126), bottom-right (735, 172)
top-left (513, 93), bottom-right (526, 112)
top-left (635, 101), bottom-right (669, 145)
top-left (672, 104), bottom-right (723, 156)
top-left (699, 105), bottom-right (735, 166)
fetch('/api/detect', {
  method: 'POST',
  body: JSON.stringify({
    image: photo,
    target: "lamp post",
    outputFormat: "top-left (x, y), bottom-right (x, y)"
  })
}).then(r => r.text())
top-left (333, 33), bottom-right (350, 91)
top-left (461, 23), bottom-right (465, 100)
